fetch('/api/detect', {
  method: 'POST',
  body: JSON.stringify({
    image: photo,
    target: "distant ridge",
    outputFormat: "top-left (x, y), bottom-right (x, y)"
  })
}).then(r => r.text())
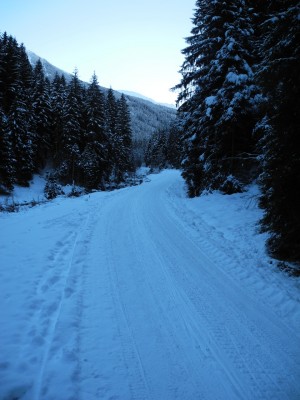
top-left (27, 50), bottom-right (73, 82)
top-left (118, 90), bottom-right (176, 109)
top-left (27, 50), bottom-right (176, 143)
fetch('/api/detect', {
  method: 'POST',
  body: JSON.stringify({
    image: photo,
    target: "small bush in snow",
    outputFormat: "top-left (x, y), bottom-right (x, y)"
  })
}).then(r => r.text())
top-left (44, 175), bottom-right (64, 200)
top-left (220, 175), bottom-right (243, 195)
top-left (67, 186), bottom-right (85, 197)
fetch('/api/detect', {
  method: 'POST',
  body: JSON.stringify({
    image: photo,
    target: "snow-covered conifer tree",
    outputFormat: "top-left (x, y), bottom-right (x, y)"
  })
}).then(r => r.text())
top-left (31, 59), bottom-right (52, 168)
top-left (81, 73), bottom-right (110, 189)
top-left (0, 107), bottom-right (15, 192)
top-left (115, 94), bottom-right (133, 178)
top-left (256, 0), bottom-right (300, 262)
top-left (50, 73), bottom-right (67, 166)
top-left (175, 0), bottom-right (258, 196)
top-left (0, 33), bottom-right (20, 114)
top-left (63, 71), bottom-right (84, 182)
top-left (145, 128), bottom-right (168, 170)
top-left (7, 87), bottom-right (35, 186)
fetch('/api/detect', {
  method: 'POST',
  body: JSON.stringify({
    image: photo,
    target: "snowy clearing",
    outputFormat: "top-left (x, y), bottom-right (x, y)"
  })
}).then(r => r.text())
top-left (0, 170), bottom-right (299, 400)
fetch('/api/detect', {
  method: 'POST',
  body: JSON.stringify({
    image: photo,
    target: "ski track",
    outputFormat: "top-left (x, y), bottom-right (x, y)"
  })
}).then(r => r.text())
top-left (0, 170), bottom-right (300, 400)
top-left (17, 209), bottom-right (92, 400)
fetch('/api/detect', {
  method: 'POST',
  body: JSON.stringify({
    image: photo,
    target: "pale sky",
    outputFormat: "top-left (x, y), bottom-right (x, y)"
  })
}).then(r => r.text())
top-left (0, 0), bottom-right (196, 104)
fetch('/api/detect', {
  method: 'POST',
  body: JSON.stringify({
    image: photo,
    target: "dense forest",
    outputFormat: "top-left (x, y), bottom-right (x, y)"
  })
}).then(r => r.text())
top-left (174, 0), bottom-right (299, 263)
top-left (0, 32), bottom-right (135, 196)
top-left (1, 0), bottom-right (299, 265)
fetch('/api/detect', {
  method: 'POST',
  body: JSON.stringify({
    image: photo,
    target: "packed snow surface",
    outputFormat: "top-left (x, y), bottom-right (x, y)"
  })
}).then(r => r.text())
top-left (0, 170), bottom-right (299, 400)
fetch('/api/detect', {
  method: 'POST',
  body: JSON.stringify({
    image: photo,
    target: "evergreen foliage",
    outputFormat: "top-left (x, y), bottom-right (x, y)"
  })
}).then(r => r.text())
top-left (31, 59), bottom-right (52, 169)
top-left (115, 94), bottom-right (134, 179)
top-left (44, 173), bottom-right (64, 200)
top-left (51, 73), bottom-right (67, 165)
top-left (165, 123), bottom-right (182, 169)
top-left (81, 72), bottom-right (110, 189)
top-left (0, 107), bottom-right (14, 192)
top-left (145, 122), bottom-right (181, 170)
top-left (0, 33), bottom-right (134, 193)
top-left (59, 70), bottom-right (84, 183)
top-left (7, 86), bottom-right (35, 186)
top-left (175, 0), bottom-right (258, 196)
top-left (145, 128), bottom-right (168, 170)
top-left (175, 1), bottom-right (300, 262)
top-left (255, 1), bottom-right (300, 262)
top-left (106, 87), bottom-right (118, 138)
top-left (0, 34), bottom-right (21, 114)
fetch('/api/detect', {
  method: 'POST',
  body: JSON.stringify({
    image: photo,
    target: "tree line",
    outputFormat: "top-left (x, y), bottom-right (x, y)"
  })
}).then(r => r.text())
top-left (0, 32), bottom-right (133, 195)
top-left (144, 123), bottom-right (181, 171)
top-left (174, 1), bottom-right (299, 263)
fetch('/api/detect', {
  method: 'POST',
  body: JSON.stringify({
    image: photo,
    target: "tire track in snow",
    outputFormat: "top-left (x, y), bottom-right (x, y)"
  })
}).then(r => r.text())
top-left (77, 191), bottom-right (152, 400)
top-left (165, 180), bottom-right (300, 334)
top-left (86, 173), bottom-right (299, 399)
top-left (6, 171), bottom-right (298, 399)
top-left (130, 203), bottom-right (211, 399)
top-left (101, 187), bottom-right (217, 399)
top-left (86, 189), bottom-right (202, 399)
top-left (131, 197), bottom-right (244, 399)
top-left (106, 230), bottom-right (151, 400)
top-left (90, 193), bottom-right (152, 400)
top-left (146, 176), bottom-right (300, 400)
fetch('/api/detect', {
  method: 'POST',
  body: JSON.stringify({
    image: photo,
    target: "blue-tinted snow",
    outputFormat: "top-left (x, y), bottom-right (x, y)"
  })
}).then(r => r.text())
top-left (0, 170), bottom-right (299, 399)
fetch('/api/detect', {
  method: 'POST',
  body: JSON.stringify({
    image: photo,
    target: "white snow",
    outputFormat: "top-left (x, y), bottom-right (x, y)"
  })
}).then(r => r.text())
top-left (205, 96), bottom-right (217, 118)
top-left (226, 38), bottom-right (235, 52)
top-left (205, 95), bottom-right (217, 106)
top-left (226, 72), bottom-right (249, 85)
top-left (1, 174), bottom-right (46, 206)
top-left (0, 170), bottom-right (299, 400)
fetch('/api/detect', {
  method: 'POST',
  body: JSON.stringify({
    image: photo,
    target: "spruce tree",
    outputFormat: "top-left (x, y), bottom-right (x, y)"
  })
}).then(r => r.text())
top-left (0, 106), bottom-right (15, 192)
top-left (18, 43), bottom-right (33, 91)
top-left (31, 59), bottom-right (52, 169)
top-left (175, 0), bottom-right (257, 196)
top-left (145, 123), bottom-right (180, 170)
top-left (256, 1), bottom-right (300, 262)
top-left (50, 73), bottom-right (67, 166)
top-left (145, 128), bottom-right (168, 170)
top-left (0, 34), bottom-right (35, 188)
top-left (44, 173), bottom-right (63, 200)
top-left (81, 73), bottom-right (110, 189)
top-left (7, 86), bottom-right (35, 186)
top-left (106, 88), bottom-right (120, 181)
top-left (59, 70), bottom-right (83, 183)
top-left (0, 33), bottom-right (20, 114)
top-left (166, 123), bottom-right (182, 169)
top-left (115, 94), bottom-right (133, 178)
top-left (106, 88), bottom-right (118, 138)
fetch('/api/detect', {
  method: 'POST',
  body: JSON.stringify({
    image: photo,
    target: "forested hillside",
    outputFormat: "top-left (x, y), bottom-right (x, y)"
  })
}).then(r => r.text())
top-left (27, 49), bottom-right (176, 162)
top-left (0, 32), bottom-right (134, 194)
top-left (0, 3), bottom-right (299, 397)
top-left (0, 33), bottom-right (175, 196)
top-left (174, 0), bottom-right (299, 264)
top-left (1, 0), bottom-right (299, 266)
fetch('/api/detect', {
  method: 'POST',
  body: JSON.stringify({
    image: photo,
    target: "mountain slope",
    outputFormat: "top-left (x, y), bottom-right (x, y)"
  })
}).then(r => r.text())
top-left (118, 89), bottom-right (176, 109)
top-left (27, 50), bottom-right (176, 143)
top-left (27, 50), bottom-right (73, 83)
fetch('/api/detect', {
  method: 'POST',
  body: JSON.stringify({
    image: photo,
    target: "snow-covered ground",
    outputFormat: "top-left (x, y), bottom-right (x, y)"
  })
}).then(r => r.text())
top-left (0, 174), bottom-right (47, 207)
top-left (0, 170), bottom-right (299, 400)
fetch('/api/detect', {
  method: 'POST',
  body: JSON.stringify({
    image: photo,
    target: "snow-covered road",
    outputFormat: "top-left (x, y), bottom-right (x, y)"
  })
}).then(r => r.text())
top-left (1, 170), bottom-right (299, 400)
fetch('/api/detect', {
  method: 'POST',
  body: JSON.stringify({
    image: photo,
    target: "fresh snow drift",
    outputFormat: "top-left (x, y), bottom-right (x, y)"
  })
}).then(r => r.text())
top-left (0, 170), bottom-right (299, 400)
